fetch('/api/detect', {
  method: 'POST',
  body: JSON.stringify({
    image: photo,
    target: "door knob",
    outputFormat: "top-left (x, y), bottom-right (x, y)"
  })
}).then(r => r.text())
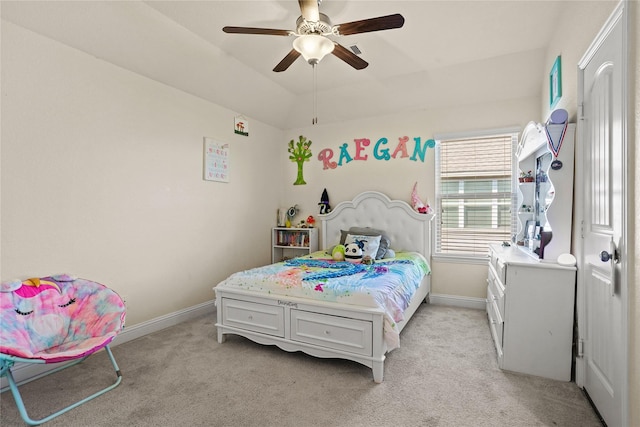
top-left (600, 238), bottom-right (620, 297)
top-left (600, 250), bottom-right (615, 262)
top-left (600, 239), bottom-right (620, 264)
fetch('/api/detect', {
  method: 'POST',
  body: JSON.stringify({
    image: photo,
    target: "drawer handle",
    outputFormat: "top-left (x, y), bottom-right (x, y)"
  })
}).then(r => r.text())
top-left (324, 330), bottom-right (331, 335)
top-left (248, 315), bottom-right (253, 321)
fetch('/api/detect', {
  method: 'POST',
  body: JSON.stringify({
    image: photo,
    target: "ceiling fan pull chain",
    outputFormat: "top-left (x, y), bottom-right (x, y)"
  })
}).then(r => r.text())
top-left (313, 63), bottom-right (318, 125)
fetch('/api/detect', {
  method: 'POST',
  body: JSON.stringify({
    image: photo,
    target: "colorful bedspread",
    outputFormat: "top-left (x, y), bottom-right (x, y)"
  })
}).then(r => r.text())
top-left (215, 251), bottom-right (429, 350)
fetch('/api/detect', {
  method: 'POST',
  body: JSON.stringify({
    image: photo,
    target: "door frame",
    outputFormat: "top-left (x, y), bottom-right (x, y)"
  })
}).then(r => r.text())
top-left (575, 1), bottom-right (629, 425)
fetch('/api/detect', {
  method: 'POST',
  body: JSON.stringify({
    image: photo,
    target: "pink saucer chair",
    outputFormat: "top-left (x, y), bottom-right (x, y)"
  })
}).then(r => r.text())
top-left (0, 274), bottom-right (125, 425)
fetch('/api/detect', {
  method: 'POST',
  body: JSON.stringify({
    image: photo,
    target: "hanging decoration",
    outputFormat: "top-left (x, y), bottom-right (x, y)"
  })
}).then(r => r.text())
top-left (234, 115), bottom-right (249, 136)
top-left (545, 108), bottom-right (568, 169)
top-left (288, 135), bottom-right (313, 185)
top-left (318, 188), bottom-right (331, 214)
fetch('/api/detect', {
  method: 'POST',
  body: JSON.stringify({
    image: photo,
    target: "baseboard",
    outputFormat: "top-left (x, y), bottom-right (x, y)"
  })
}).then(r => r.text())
top-left (114, 299), bottom-right (215, 346)
top-left (429, 293), bottom-right (486, 310)
top-left (1, 300), bottom-right (216, 390)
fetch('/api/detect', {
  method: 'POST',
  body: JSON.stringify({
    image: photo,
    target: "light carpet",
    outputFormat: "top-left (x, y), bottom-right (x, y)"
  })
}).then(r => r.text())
top-left (0, 304), bottom-right (602, 426)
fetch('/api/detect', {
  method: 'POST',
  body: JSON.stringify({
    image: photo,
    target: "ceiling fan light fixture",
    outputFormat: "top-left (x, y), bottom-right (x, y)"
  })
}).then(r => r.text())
top-left (293, 34), bottom-right (334, 64)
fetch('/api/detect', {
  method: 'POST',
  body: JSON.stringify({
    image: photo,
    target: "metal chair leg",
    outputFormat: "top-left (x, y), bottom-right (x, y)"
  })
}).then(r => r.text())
top-left (1, 345), bottom-right (122, 426)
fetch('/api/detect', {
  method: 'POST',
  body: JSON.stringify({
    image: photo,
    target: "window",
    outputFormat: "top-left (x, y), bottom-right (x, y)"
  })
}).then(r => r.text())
top-left (435, 130), bottom-right (518, 259)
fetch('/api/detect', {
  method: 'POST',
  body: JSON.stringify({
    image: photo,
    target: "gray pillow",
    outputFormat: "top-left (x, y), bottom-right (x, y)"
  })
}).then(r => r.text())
top-left (340, 227), bottom-right (390, 259)
top-left (383, 248), bottom-right (396, 259)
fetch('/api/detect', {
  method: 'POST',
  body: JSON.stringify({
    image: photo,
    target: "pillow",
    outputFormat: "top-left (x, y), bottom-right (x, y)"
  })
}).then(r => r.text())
top-left (341, 227), bottom-right (390, 259)
top-left (344, 234), bottom-right (381, 260)
top-left (382, 248), bottom-right (396, 259)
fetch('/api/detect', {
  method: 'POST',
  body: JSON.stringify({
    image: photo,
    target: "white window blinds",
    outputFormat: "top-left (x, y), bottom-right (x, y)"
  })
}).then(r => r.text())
top-left (435, 132), bottom-right (518, 258)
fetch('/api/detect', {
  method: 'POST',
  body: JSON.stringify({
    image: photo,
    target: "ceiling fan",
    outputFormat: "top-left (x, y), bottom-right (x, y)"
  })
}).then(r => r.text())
top-left (222, 0), bottom-right (405, 72)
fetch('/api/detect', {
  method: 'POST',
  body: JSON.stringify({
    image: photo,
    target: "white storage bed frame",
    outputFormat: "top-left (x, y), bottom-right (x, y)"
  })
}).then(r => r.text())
top-left (214, 191), bottom-right (434, 382)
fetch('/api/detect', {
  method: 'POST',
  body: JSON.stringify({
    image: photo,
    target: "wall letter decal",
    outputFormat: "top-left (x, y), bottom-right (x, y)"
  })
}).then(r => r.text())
top-left (316, 135), bottom-right (435, 170)
top-left (337, 143), bottom-right (353, 166)
top-left (391, 136), bottom-right (409, 159)
top-left (409, 137), bottom-right (435, 162)
top-left (318, 148), bottom-right (337, 170)
top-left (373, 138), bottom-right (391, 160)
top-left (353, 139), bottom-right (370, 160)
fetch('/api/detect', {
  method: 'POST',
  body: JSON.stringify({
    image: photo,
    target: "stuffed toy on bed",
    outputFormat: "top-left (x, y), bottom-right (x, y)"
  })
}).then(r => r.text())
top-left (344, 240), bottom-right (365, 263)
top-left (0, 274), bottom-right (125, 363)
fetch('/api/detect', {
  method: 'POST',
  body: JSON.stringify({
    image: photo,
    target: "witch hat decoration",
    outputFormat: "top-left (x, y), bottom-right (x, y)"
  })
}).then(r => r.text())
top-left (318, 188), bottom-right (331, 214)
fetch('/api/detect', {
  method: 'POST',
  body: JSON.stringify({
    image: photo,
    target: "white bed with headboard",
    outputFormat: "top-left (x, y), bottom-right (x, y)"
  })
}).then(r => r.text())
top-left (214, 191), bottom-right (434, 382)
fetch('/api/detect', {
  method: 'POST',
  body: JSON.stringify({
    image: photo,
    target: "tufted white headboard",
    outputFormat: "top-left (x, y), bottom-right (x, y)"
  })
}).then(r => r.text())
top-left (319, 191), bottom-right (434, 260)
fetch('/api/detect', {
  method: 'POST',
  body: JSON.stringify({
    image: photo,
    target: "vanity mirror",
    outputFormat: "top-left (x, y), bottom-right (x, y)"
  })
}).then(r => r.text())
top-left (515, 120), bottom-right (575, 260)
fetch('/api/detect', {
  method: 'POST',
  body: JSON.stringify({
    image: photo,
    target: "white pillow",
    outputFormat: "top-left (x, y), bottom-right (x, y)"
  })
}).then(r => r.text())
top-left (344, 234), bottom-right (381, 259)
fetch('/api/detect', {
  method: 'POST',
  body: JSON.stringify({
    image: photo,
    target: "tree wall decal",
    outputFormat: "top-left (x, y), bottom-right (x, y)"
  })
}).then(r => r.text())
top-left (288, 135), bottom-right (312, 185)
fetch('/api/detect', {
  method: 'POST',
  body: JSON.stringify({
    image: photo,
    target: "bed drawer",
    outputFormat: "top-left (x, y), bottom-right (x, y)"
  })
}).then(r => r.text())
top-left (221, 298), bottom-right (285, 337)
top-left (290, 310), bottom-right (373, 356)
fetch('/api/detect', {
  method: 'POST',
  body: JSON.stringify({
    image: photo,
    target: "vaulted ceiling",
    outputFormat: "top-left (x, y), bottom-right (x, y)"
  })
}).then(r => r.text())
top-left (1, 1), bottom-right (569, 129)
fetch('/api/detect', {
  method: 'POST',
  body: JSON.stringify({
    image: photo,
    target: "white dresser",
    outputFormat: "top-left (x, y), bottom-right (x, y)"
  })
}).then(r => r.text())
top-left (486, 243), bottom-right (576, 381)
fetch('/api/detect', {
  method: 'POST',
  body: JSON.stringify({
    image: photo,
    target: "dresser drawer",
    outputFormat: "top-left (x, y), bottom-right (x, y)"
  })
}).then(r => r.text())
top-left (487, 286), bottom-right (504, 349)
top-left (495, 259), bottom-right (507, 284)
top-left (291, 310), bottom-right (373, 356)
top-left (487, 266), bottom-right (505, 320)
top-left (221, 298), bottom-right (285, 337)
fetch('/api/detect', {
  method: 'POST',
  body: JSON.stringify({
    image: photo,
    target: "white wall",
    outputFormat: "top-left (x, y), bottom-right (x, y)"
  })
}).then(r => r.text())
top-left (0, 22), bottom-right (283, 326)
top-left (540, 1), bottom-right (619, 122)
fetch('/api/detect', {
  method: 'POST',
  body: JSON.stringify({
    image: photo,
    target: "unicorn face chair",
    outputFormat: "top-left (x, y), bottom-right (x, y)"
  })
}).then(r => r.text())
top-left (0, 274), bottom-right (125, 425)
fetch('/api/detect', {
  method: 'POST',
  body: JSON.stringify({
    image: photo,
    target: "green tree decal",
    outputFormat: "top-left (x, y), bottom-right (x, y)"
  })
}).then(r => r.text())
top-left (288, 135), bottom-right (312, 185)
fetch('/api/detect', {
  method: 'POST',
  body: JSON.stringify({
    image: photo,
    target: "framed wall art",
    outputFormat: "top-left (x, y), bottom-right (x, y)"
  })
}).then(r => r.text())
top-left (203, 137), bottom-right (229, 182)
top-left (549, 56), bottom-right (562, 108)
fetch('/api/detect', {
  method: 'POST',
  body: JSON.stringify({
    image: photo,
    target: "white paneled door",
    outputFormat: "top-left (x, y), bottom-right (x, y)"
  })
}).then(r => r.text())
top-left (578, 3), bottom-right (628, 426)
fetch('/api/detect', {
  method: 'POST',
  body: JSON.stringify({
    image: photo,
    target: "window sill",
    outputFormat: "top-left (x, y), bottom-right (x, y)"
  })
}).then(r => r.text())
top-left (432, 254), bottom-right (490, 265)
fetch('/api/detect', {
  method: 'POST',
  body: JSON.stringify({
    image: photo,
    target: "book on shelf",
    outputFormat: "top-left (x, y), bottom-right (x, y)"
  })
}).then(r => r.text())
top-left (276, 230), bottom-right (309, 247)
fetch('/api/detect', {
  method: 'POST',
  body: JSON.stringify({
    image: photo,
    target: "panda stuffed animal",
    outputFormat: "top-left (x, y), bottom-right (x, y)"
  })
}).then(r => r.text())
top-left (344, 239), bottom-right (366, 263)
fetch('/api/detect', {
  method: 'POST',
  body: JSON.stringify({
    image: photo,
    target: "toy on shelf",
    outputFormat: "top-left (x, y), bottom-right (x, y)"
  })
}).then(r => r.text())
top-left (286, 205), bottom-right (299, 228)
top-left (306, 215), bottom-right (316, 228)
top-left (519, 171), bottom-right (534, 183)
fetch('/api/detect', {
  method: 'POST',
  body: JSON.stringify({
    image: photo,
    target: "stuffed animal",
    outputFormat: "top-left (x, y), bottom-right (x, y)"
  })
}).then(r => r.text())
top-left (331, 244), bottom-right (346, 261)
top-left (411, 182), bottom-right (432, 214)
top-left (344, 239), bottom-right (366, 263)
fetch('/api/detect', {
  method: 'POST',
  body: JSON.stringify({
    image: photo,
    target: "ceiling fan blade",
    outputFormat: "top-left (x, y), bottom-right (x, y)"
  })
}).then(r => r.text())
top-left (331, 43), bottom-right (368, 70)
top-left (223, 26), bottom-right (291, 36)
top-left (298, 0), bottom-right (320, 22)
top-left (334, 13), bottom-right (405, 36)
top-left (273, 49), bottom-right (302, 72)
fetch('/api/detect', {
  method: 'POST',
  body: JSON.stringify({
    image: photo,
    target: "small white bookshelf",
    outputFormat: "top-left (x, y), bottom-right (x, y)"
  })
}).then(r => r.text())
top-left (271, 227), bottom-right (318, 263)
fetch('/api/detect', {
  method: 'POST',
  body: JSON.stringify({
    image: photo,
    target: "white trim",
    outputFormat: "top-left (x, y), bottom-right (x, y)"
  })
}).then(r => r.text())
top-left (432, 254), bottom-right (490, 265)
top-left (1, 300), bottom-right (216, 390)
top-left (433, 126), bottom-right (521, 142)
top-left (429, 293), bottom-right (486, 310)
